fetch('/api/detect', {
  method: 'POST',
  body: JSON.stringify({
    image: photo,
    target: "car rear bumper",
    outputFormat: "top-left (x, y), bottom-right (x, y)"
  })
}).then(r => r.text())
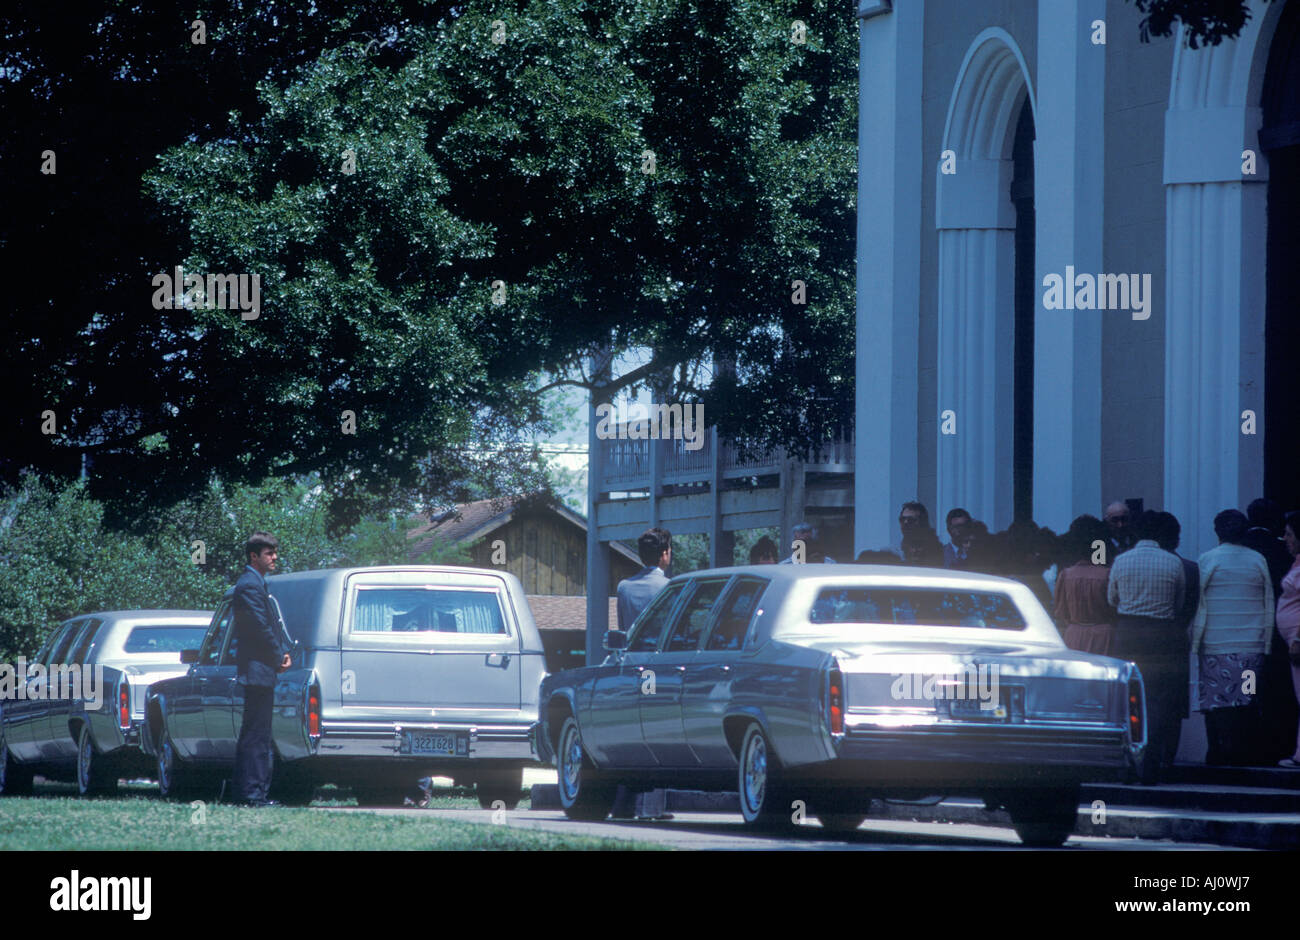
top-left (316, 720), bottom-right (540, 762)
top-left (812, 724), bottom-right (1139, 786)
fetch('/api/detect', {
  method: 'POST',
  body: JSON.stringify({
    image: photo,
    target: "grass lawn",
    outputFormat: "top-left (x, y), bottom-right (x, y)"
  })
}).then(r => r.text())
top-left (0, 782), bottom-right (656, 851)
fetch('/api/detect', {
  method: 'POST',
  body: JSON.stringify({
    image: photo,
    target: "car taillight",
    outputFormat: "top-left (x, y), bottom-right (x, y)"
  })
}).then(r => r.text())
top-left (828, 668), bottom-right (844, 735)
top-left (308, 688), bottom-right (321, 738)
top-left (118, 679), bottom-right (131, 732)
top-left (1127, 676), bottom-right (1144, 744)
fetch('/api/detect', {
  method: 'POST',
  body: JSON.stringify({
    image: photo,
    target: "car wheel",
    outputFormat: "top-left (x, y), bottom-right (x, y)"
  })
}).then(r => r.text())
top-left (1004, 786), bottom-right (1080, 848)
top-left (476, 767), bottom-right (523, 810)
top-left (76, 725), bottom-right (118, 797)
top-left (156, 732), bottom-right (196, 801)
top-left (737, 723), bottom-right (796, 831)
top-left (0, 736), bottom-right (35, 797)
top-left (556, 715), bottom-right (615, 821)
top-left (352, 785), bottom-right (408, 808)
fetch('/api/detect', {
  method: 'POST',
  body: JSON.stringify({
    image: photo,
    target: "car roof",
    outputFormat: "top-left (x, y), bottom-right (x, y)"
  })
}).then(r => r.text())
top-left (248, 565), bottom-right (521, 593)
top-left (668, 563), bottom-right (1024, 589)
top-left (68, 610), bottom-right (214, 622)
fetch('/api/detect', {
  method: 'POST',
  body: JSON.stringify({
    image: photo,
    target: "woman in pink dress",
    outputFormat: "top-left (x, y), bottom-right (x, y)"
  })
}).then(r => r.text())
top-left (1053, 516), bottom-right (1117, 654)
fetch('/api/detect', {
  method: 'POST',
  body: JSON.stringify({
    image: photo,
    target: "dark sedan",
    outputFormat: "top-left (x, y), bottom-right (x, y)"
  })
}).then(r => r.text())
top-left (534, 564), bottom-right (1146, 846)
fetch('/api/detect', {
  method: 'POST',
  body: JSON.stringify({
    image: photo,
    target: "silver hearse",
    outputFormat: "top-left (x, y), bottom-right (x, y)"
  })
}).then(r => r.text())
top-left (535, 564), bottom-right (1146, 846)
top-left (142, 566), bottom-right (546, 807)
top-left (0, 611), bottom-right (213, 797)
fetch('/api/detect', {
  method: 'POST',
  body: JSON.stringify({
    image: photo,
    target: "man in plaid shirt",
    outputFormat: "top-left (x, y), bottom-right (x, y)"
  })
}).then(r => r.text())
top-left (1108, 511), bottom-right (1187, 784)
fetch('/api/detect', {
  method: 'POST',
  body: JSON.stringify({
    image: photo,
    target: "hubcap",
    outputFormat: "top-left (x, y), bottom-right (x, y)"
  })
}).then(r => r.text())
top-left (743, 733), bottom-right (767, 814)
top-left (158, 739), bottom-right (172, 793)
top-left (79, 732), bottom-right (92, 791)
top-left (561, 726), bottom-right (582, 801)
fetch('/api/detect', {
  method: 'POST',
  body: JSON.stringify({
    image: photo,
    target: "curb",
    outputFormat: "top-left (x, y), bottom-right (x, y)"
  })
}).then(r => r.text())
top-left (529, 783), bottom-right (1300, 848)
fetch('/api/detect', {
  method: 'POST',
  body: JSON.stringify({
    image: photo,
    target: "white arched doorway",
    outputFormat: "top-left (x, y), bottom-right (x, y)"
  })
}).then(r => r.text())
top-left (935, 29), bottom-right (1036, 530)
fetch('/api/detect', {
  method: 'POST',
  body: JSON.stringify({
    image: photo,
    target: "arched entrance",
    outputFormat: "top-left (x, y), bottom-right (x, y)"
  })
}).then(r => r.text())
top-left (935, 30), bottom-right (1036, 531)
top-left (1263, 0), bottom-right (1300, 510)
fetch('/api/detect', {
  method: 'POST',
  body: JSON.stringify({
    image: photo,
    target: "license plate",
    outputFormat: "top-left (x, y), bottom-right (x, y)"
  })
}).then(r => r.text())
top-left (402, 731), bottom-right (467, 757)
top-left (950, 698), bottom-right (1008, 720)
top-left (948, 683), bottom-right (1020, 721)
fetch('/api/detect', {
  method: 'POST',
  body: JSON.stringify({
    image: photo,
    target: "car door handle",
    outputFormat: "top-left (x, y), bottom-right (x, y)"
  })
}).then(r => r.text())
top-left (718, 665), bottom-right (731, 673)
top-left (675, 666), bottom-right (687, 673)
top-left (485, 652), bottom-right (511, 668)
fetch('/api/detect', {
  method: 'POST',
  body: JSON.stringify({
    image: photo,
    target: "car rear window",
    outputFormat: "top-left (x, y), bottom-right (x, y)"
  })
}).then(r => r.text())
top-left (353, 588), bottom-right (507, 634)
top-left (810, 587), bottom-right (1027, 630)
top-left (123, 625), bottom-right (210, 653)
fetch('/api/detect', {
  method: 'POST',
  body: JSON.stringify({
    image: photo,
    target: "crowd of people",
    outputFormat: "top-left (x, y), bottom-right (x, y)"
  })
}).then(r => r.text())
top-left (765, 500), bottom-right (1300, 780)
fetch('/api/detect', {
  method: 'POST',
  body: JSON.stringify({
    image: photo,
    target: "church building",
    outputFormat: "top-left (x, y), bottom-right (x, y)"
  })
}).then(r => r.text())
top-left (853, 0), bottom-right (1299, 560)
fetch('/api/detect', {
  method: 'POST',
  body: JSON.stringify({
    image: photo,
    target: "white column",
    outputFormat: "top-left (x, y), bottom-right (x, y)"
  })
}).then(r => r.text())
top-left (1032, 0), bottom-right (1105, 533)
top-left (936, 172), bottom-right (1017, 530)
top-left (1162, 10), bottom-right (1272, 558)
top-left (854, 0), bottom-right (923, 555)
top-left (1163, 129), bottom-right (1267, 559)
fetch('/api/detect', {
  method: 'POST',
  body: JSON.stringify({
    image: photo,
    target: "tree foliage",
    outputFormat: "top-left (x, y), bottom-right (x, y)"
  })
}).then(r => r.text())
top-left (3, 0), bottom-right (858, 523)
top-left (0, 472), bottom-right (468, 661)
top-left (1128, 0), bottom-right (1274, 48)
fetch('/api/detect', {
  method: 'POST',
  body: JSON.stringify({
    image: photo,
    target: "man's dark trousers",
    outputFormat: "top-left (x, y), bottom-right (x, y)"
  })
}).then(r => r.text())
top-left (234, 683), bottom-right (275, 802)
top-left (1113, 615), bottom-right (1187, 784)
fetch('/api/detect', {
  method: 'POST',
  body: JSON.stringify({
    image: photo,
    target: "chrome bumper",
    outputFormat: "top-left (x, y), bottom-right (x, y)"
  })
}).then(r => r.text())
top-left (835, 722), bottom-right (1138, 771)
top-left (315, 720), bottom-right (539, 761)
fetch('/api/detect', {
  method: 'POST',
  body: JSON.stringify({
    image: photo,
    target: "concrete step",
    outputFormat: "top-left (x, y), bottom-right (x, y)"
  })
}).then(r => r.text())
top-left (1160, 763), bottom-right (1300, 790)
top-left (1081, 782), bottom-right (1300, 813)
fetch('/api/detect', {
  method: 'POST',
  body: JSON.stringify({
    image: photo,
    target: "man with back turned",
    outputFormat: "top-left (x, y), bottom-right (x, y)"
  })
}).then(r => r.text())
top-left (231, 531), bottom-right (291, 806)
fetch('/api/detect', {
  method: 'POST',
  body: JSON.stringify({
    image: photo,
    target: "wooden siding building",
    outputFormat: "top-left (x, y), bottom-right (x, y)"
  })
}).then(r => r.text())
top-left (406, 496), bottom-right (643, 597)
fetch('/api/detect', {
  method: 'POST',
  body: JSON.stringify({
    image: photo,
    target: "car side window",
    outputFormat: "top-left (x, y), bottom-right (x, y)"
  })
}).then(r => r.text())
top-left (663, 578), bottom-right (731, 653)
top-left (69, 618), bottom-right (105, 665)
top-left (46, 621), bottom-right (82, 666)
top-left (706, 577), bottom-right (769, 651)
top-left (220, 628), bottom-right (240, 667)
top-left (200, 604), bottom-right (234, 667)
top-left (627, 582), bottom-right (687, 653)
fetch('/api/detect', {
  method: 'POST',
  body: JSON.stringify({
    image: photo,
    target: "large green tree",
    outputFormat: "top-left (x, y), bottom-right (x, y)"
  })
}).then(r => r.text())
top-left (141, 0), bottom-right (860, 502)
top-left (2, 0), bottom-right (859, 526)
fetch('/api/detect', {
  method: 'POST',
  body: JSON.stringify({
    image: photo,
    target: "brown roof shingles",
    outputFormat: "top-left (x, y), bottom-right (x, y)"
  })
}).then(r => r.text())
top-left (405, 498), bottom-right (514, 559)
top-left (526, 595), bottom-right (618, 632)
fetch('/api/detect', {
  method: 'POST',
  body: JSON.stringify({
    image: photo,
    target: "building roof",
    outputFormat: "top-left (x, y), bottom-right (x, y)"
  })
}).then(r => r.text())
top-left (527, 595), bottom-right (618, 633)
top-left (406, 496), bottom-right (642, 567)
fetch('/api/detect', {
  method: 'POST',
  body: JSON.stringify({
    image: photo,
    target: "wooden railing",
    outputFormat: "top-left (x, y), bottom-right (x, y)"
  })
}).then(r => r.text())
top-left (597, 427), bottom-right (853, 492)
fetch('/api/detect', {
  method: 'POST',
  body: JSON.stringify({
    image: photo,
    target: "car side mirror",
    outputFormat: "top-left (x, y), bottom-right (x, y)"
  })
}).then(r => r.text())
top-left (603, 630), bottom-right (628, 651)
top-left (180, 649), bottom-right (199, 664)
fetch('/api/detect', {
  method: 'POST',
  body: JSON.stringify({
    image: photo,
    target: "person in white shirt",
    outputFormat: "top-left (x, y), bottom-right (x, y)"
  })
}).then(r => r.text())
top-left (1192, 510), bottom-right (1275, 766)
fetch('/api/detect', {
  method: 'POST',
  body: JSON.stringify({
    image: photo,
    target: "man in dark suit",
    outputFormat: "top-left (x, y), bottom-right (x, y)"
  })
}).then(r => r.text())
top-left (231, 531), bottom-right (291, 806)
